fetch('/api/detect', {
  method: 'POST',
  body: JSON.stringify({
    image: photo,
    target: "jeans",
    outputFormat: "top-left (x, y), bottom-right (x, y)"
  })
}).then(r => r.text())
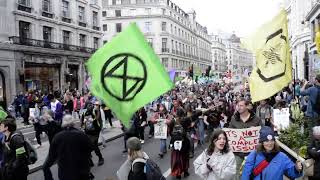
top-left (148, 122), bottom-right (154, 136)
top-left (197, 118), bottom-right (205, 145)
top-left (160, 139), bottom-right (167, 154)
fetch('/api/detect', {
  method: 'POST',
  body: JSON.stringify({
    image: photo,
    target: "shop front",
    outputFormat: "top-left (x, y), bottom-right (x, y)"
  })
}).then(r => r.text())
top-left (24, 63), bottom-right (60, 93)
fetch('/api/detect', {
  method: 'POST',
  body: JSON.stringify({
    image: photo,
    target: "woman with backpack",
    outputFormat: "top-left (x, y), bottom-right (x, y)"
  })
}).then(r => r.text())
top-left (194, 129), bottom-right (236, 180)
top-left (170, 124), bottom-right (190, 179)
top-left (117, 137), bottom-right (149, 180)
top-left (241, 126), bottom-right (303, 180)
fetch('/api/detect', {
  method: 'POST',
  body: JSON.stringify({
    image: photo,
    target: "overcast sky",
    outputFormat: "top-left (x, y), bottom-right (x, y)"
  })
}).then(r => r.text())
top-left (172, 0), bottom-right (283, 37)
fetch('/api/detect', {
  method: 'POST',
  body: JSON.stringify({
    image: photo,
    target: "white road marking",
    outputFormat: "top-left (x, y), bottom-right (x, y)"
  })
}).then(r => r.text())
top-left (163, 168), bottom-right (171, 177)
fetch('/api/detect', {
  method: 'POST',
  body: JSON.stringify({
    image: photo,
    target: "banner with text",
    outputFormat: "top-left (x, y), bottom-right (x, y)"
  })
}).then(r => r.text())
top-left (223, 126), bottom-right (261, 153)
top-left (154, 119), bottom-right (168, 139)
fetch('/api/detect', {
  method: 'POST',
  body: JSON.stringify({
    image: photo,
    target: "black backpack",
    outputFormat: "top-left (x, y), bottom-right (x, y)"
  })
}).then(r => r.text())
top-left (314, 87), bottom-right (320, 114)
top-left (132, 158), bottom-right (166, 180)
top-left (10, 133), bottom-right (38, 165)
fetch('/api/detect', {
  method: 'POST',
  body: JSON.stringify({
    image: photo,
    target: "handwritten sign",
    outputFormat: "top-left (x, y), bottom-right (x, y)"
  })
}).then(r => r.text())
top-left (154, 119), bottom-right (168, 139)
top-left (273, 108), bottom-right (290, 130)
top-left (223, 126), bottom-right (261, 153)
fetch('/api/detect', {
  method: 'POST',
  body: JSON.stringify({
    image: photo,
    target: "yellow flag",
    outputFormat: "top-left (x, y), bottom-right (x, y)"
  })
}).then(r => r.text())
top-left (243, 9), bottom-right (292, 102)
top-left (315, 26), bottom-right (320, 55)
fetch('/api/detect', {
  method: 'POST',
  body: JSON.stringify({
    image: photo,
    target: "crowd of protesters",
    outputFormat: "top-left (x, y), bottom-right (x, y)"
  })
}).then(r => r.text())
top-left (0, 73), bottom-right (319, 180)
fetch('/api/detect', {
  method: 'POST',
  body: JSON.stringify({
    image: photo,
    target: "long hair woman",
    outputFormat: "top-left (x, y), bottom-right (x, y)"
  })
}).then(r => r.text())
top-left (194, 129), bottom-right (236, 180)
top-left (241, 126), bottom-right (303, 180)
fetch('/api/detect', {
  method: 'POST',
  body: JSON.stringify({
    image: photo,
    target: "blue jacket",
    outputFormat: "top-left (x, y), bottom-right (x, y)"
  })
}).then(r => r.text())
top-left (241, 150), bottom-right (303, 180)
top-left (300, 85), bottom-right (320, 118)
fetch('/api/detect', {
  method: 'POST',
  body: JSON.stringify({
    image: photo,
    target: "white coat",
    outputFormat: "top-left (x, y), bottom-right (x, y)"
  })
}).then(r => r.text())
top-left (194, 149), bottom-right (236, 180)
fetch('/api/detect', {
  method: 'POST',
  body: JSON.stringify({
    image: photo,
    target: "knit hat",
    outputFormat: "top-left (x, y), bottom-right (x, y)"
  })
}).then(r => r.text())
top-left (127, 137), bottom-right (141, 151)
top-left (259, 126), bottom-right (275, 142)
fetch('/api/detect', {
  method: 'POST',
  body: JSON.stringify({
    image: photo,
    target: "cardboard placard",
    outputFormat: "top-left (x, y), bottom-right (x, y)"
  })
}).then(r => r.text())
top-left (223, 126), bottom-right (261, 153)
top-left (154, 119), bottom-right (168, 139)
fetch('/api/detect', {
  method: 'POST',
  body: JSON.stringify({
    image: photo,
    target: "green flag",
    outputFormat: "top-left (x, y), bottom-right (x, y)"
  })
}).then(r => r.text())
top-left (86, 23), bottom-right (174, 127)
top-left (0, 106), bottom-right (7, 121)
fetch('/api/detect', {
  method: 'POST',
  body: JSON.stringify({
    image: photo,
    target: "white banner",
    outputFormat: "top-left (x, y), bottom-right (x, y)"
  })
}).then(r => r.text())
top-left (273, 108), bottom-right (290, 130)
top-left (154, 119), bottom-right (168, 139)
top-left (223, 126), bottom-right (261, 153)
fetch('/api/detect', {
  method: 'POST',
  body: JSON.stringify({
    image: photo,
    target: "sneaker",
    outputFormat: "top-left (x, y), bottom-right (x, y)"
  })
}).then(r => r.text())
top-left (158, 153), bottom-right (164, 158)
top-left (176, 175), bottom-right (181, 179)
top-left (140, 140), bottom-right (145, 144)
top-left (35, 144), bottom-right (42, 149)
top-left (122, 149), bottom-right (128, 153)
top-left (148, 135), bottom-right (153, 139)
top-left (33, 137), bottom-right (37, 141)
top-left (184, 172), bottom-right (190, 177)
top-left (98, 158), bottom-right (104, 166)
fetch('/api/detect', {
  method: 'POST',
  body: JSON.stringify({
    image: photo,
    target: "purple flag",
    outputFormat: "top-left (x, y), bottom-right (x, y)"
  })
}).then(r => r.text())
top-left (168, 70), bottom-right (176, 81)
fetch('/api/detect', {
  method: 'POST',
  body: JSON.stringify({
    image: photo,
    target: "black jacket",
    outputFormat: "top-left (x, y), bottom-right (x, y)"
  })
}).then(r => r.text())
top-left (2, 131), bottom-right (29, 180)
top-left (128, 161), bottom-right (147, 180)
top-left (43, 126), bottom-right (94, 180)
top-left (307, 138), bottom-right (320, 178)
top-left (83, 109), bottom-right (102, 136)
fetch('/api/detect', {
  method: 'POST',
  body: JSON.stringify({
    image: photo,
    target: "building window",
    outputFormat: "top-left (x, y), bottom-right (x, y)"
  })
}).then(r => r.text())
top-left (116, 23), bottom-right (122, 32)
top-left (115, 10), bottom-right (121, 17)
top-left (42, 0), bottom-right (51, 12)
top-left (112, 0), bottom-right (116, 5)
top-left (130, 9), bottom-right (136, 16)
top-left (62, 0), bottom-right (69, 17)
top-left (162, 58), bottom-right (168, 68)
top-left (162, 38), bottom-right (167, 52)
top-left (145, 8), bottom-right (151, 15)
top-left (171, 40), bottom-right (174, 50)
top-left (121, 0), bottom-right (130, 4)
top-left (63, 30), bottom-right (70, 45)
top-left (43, 26), bottom-right (52, 42)
top-left (79, 34), bottom-right (86, 47)
top-left (79, 6), bottom-right (85, 22)
top-left (103, 24), bottom-right (108, 31)
top-left (18, 0), bottom-right (31, 6)
top-left (147, 38), bottom-right (153, 47)
top-left (93, 37), bottom-right (99, 49)
top-left (162, 8), bottom-right (166, 15)
top-left (102, 11), bottom-right (107, 17)
top-left (144, 22), bottom-right (152, 32)
top-left (136, 0), bottom-right (144, 4)
top-left (19, 21), bottom-right (31, 39)
top-left (161, 22), bottom-right (167, 32)
top-left (93, 11), bottom-right (98, 26)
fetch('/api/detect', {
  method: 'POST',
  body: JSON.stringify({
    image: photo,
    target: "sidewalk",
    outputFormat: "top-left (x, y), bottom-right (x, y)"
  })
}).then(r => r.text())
top-left (28, 120), bottom-right (124, 174)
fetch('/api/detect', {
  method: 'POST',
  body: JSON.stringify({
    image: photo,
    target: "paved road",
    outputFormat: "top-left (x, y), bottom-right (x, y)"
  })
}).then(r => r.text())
top-left (27, 130), bottom-right (206, 180)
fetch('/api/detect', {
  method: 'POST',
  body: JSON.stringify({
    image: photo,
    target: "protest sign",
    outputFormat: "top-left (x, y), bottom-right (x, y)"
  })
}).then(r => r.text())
top-left (223, 126), bottom-right (261, 153)
top-left (154, 119), bottom-right (167, 139)
top-left (29, 108), bottom-right (36, 118)
top-left (273, 108), bottom-right (290, 130)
